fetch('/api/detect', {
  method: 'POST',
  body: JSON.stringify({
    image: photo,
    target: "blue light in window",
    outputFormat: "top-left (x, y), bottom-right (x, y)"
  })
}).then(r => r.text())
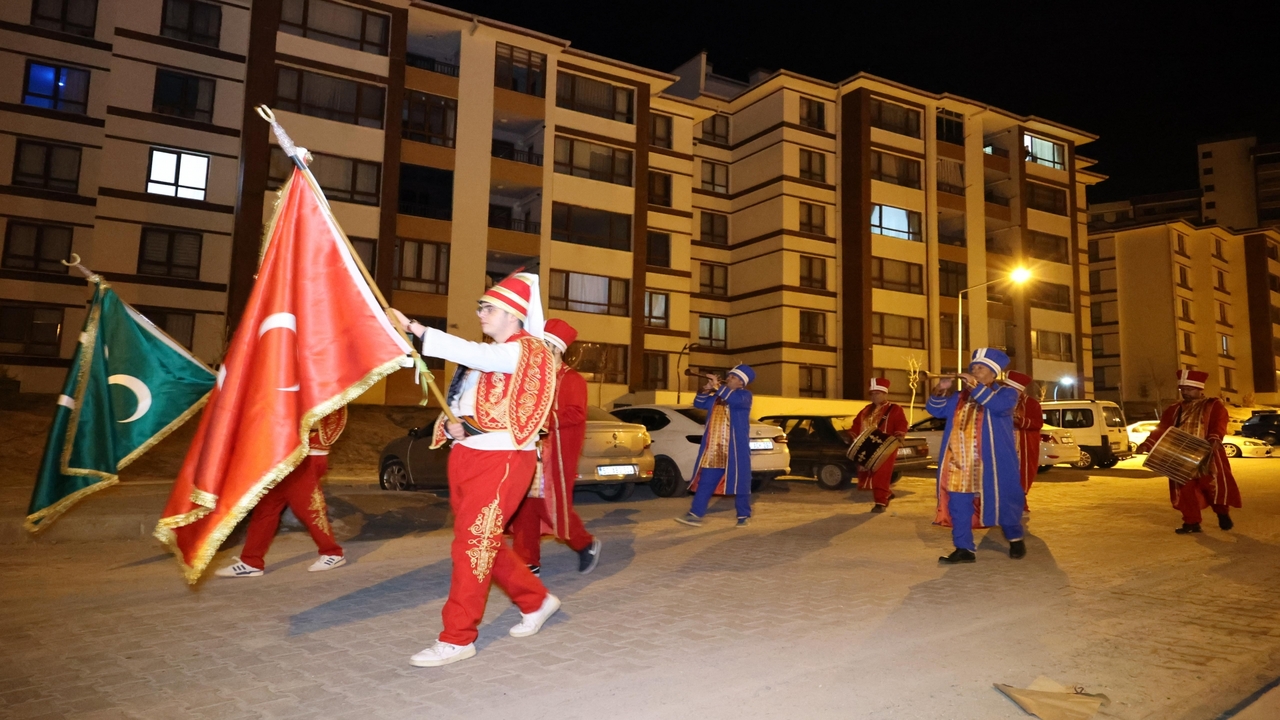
top-left (24, 63), bottom-right (57, 108)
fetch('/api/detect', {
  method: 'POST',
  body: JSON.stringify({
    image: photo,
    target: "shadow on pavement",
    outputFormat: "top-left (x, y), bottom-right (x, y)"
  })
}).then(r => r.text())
top-left (1194, 532), bottom-right (1280, 585)
top-left (675, 512), bottom-right (874, 574)
top-left (288, 557), bottom-right (454, 636)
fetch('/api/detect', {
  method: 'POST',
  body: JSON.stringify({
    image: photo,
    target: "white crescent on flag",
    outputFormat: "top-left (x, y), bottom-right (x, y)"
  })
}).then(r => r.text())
top-left (257, 312), bottom-right (300, 392)
top-left (108, 374), bottom-right (152, 423)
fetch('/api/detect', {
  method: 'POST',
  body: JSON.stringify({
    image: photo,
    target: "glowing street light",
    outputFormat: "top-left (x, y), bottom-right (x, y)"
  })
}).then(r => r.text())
top-left (956, 268), bottom-right (1033, 374)
top-left (1055, 375), bottom-right (1075, 400)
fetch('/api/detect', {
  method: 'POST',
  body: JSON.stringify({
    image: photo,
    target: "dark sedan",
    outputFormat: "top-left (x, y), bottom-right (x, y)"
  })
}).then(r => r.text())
top-left (758, 414), bottom-right (932, 490)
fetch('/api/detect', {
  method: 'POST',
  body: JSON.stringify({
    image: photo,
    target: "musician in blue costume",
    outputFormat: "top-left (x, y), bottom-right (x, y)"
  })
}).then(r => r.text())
top-left (675, 364), bottom-right (756, 528)
top-left (927, 348), bottom-right (1026, 563)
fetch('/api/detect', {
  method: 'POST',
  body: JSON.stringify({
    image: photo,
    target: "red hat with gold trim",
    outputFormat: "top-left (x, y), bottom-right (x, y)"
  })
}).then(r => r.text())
top-left (544, 318), bottom-right (577, 352)
top-left (868, 377), bottom-right (891, 393)
top-left (1177, 369), bottom-right (1209, 388)
top-left (480, 271), bottom-right (545, 337)
top-left (1005, 371), bottom-right (1033, 391)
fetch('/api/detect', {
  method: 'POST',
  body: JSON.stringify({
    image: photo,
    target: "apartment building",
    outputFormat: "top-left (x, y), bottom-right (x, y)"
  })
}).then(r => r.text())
top-left (1088, 189), bottom-right (1202, 232)
top-left (1088, 220), bottom-right (1280, 419)
top-left (2, 0), bottom-right (1100, 407)
top-left (1197, 134), bottom-right (1280, 231)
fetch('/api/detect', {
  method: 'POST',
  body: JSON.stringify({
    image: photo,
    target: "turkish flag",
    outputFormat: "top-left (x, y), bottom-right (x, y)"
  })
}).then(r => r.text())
top-left (156, 164), bottom-right (412, 583)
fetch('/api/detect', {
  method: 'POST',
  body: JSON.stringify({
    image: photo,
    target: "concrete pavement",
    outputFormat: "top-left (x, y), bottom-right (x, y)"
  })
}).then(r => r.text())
top-left (5, 458), bottom-right (1280, 719)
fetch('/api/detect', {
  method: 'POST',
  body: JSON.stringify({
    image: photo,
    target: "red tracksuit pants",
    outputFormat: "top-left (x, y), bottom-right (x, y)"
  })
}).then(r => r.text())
top-left (439, 446), bottom-right (548, 646)
top-left (1174, 477), bottom-right (1230, 525)
top-left (509, 490), bottom-right (593, 567)
top-left (857, 455), bottom-right (896, 505)
top-left (241, 455), bottom-right (342, 570)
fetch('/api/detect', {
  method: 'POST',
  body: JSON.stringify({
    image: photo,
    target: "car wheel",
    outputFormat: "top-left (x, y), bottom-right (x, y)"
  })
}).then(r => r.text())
top-left (1097, 458), bottom-right (1119, 469)
top-left (597, 482), bottom-right (635, 502)
top-left (1223, 443), bottom-right (1241, 458)
top-left (751, 473), bottom-right (773, 493)
top-left (380, 459), bottom-right (410, 491)
top-left (1072, 449), bottom-right (1094, 469)
top-left (1038, 465), bottom-right (1053, 473)
top-left (650, 457), bottom-right (686, 497)
top-left (816, 463), bottom-right (848, 490)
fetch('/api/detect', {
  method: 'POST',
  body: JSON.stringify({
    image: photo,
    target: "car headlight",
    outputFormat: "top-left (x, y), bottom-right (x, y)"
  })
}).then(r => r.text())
top-left (1245, 440), bottom-right (1266, 447)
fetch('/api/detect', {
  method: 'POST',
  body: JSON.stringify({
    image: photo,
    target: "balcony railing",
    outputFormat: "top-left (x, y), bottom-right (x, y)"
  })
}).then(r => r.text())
top-left (492, 144), bottom-right (543, 166)
top-left (983, 145), bottom-right (1010, 158)
top-left (406, 53), bottom-right (459, 77)
top-left (984, 190), bottom-right (1011, 206)
top-left (399, 202), bottom-right (451, 220)
top-left (938, 182), bottom-right (965, 196)
top-left (939, 233), bottom-right (966, 247)
top-left (489, 216), bottom-right (541, 235)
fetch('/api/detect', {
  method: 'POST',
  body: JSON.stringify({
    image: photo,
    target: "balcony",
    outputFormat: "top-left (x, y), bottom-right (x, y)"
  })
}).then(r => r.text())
top-left (939, 233), bottom-right (966, 247)
top-left (492, 142), bottom-right (542, 166)
top-left (938, 182), bottom-right (965, 196)
top-left (984, 190), bottom-right (1010, 206)
top-left (489, 215), bottom-right (541, 235)
top-left (406, 53), bottom-right (458, 77)
top-left (983, 145), bottom-right (1010, 158)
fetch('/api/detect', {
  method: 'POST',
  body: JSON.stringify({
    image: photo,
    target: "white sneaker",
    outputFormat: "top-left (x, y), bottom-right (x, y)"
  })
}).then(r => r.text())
top-left (509, 593), bottom-right (561, 638)
top-left (409, 641), bottom-right (476, 667)
top-left (308, 554), bottom-right (346, 572)
top-left (214, 558), bottom-right (263, 578)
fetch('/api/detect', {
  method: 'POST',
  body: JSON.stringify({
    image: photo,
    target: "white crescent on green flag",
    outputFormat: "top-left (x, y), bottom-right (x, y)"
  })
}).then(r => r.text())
top-left (25, 279), bottom-right (216, 532)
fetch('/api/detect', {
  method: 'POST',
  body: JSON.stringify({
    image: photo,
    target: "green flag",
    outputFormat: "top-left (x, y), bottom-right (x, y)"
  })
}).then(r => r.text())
top-left (26, 280), bottom-right (216, 532)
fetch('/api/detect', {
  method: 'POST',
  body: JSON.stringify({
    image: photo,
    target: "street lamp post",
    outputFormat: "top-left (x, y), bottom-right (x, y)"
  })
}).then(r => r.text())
top-left (675, 342), bottom-right (699, 404)
top-left (1055, 376), bottom-right (1075, 401)
top-left (956, 267), bottom-right (1032, 373)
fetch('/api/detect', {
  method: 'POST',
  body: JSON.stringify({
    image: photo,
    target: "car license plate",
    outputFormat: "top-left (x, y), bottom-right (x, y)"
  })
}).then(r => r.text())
top-left (597, 464), bottom-right (637, 476)
top-left (750, 439), bottom-right (773, 451)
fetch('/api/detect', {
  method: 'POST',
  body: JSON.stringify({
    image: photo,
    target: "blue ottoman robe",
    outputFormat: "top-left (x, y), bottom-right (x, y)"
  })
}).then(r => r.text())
top-left (687, 384), bottom-right (754, 519)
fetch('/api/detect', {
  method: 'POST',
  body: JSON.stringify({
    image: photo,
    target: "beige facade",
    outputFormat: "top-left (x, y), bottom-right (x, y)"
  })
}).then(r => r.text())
top-left (2, 0), bottom-right (1100, 407)
top-left (1198, 134), bottom-right (1280, 232)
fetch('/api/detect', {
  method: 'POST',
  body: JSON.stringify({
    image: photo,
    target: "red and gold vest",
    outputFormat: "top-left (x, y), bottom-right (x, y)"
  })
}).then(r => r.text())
top-left (308, 406), bottom-right (348, 456)
top-left (429, 331), bottom-right (556, 449)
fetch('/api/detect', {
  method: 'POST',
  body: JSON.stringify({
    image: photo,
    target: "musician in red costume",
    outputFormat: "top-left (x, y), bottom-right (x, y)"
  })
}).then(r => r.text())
top-left (215, 407), bottom-right (349, 577)
top-left (851, 378), bottom-right (907, 513)
top-left (1003, 371), bottom-right (1043, 513)
top-left (391, 272), bottom-right (560, 668)
top-left (509, 319), bottom-right (601, 576)
top-left (1137, 369), bottom-right (1242, 534)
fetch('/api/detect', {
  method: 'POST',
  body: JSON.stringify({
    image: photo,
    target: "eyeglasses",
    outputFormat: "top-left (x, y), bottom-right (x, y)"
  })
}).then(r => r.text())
top-left (476, 304), bottom-right (499, 317)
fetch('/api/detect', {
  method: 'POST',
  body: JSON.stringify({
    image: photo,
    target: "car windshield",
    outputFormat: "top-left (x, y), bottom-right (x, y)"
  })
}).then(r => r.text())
top-left (676, 408), bottom-right (708, 425)
top-left (587, 406), bottom-right (618, 422)
top-left (1102, 406), bottom-right (1126, 428)
top-left (830, 416), bottom-right (857, 433)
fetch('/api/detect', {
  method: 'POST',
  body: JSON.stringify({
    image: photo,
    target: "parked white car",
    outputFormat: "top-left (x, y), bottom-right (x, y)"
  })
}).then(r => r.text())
top-left (907, 417), bottom-right (1080, 471)
top-left (610, 404), bottom-right (791, 497)
top-left (1128, 421), bottom-right (1273, 459)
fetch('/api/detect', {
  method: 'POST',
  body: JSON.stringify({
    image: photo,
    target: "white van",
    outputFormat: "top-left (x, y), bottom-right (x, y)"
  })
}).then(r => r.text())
top-left (1040, 400), bottom-right (1131, 469)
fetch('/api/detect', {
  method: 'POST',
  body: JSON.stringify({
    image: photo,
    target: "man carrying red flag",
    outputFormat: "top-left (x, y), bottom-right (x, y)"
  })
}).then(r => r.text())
top-left (509, 318), bottom-right (601, 576)
top-left (1004, 372), bottom-right (1043, 513)
top-left (1137, 369), bottom-right (1242, 534)
top-left (214, 407), bottom-right (348, 577)
top-left (391, 272), bottom-right (560, 668)
top-left (155, 146), bottom-right (413, 584)
top-left (850, 378), bottom-right (907, 513)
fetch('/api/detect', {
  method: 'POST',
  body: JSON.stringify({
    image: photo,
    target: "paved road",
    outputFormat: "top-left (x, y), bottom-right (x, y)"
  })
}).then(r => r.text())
top-left (5, 458), bottom-right (1280, 719)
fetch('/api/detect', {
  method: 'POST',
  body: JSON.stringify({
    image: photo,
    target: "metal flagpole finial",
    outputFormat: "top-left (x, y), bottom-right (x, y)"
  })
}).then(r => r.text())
top-left (61, 253), bottom-right (102, 284)
top-left (256, 105), bottom-right (302, 163)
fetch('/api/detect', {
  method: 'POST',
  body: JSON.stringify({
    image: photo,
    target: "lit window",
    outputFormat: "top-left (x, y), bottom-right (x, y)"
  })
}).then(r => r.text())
top-left (1023, 134), bottom-right (1065, 170)
top-left (23, 61), bottom-right (90, 114)
top-left (871, 204), bottom-right (921, 241)
top-left (147, 149), bottom-right (209, 200)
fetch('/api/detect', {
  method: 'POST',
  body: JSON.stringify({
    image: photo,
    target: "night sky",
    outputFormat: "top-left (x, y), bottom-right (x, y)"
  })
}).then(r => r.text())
top-left (446, 0), bottom-right (1280, 203)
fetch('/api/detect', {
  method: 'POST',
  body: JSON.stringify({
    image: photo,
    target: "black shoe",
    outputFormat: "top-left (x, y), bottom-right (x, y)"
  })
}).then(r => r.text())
top-left (577, 538), bottom-right (601, 574)
top-left (1175, 523), bottom-right (1202, 535)
top-left (1218, 513), bottom-right (1234, 531)
top-left (870, 504), bottom-right (887, 514)
top-left (939, 548), bottom-right (976, 564)
top-left (1009, 540), bottom-right (1026, 559)
top-left (527, 564), bottom-right (541, 577)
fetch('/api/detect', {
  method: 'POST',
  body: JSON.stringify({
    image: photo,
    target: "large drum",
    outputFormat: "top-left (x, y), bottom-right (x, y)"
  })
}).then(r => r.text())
top-left (846, 429), bottom-right (902, 473)
top-left (1143, 426), bottom-right (1212, 486)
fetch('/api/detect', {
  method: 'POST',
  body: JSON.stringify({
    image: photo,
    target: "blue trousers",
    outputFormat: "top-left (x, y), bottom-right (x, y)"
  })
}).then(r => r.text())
top-left (689, 469), bottom-right (751, 519)
top-left (948, 491), bottom-right (1023, 551)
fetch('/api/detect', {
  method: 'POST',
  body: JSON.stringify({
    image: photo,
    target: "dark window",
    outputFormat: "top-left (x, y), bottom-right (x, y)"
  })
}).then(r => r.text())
top-left (1204, 184), bottom-right (1215, 192)
top-left (937, 108), bottom-right (964, 145)
top-left (349, 236), bottom-right (376, 271)
top-left (646, 231), bottom-right (671, 267)
top-left (642, 352), bottom-right (668, 391)
top-left (550, 270), bottom-right (629, 316)
top-left (395, 239), bottom-right (449, 294)
top-left (701, 160), bottom-right (729, 193)
top-left (799, 97), bottom-right (825, 130)
top-left (940, 313), bottom-right (968, 351)
top-left (1027, 231), bottom-right (1069, 264)
top-left (799, 149), bottom-right (826, 182)
top-left (1026, 182), bottom-right (1068, 215)
top-left (161, 0), bottom-right (221, 47)
top-left (276, 66), bottom-right (385, 128)
top-left (871, 312), bottom-right (925, 348)
top-left (564, 342), bottom-right (628, 384)
top-left (551, 203), bottom-right (631, 251)
top-left (869, 98), bottom-right (920, 138)
top-left (556, 72), bottom-right (634, 123)
top-left (405, 53), bottom-right (458, 77)
top-left (23, 61), bottom-right (89, 115)
top-left (701, 212), bottom-right (728, 245)
top-left (0, 303), bottom-right (64, 356)
top-left (702, 115), bottom-right (730, 144)
top-left (1206, 201), bottom-right (1216, 210)
top-left (1031, 330), bottom-right (1074, 362)
top-left (269, 147), bottom-right (380, 205)
top-left (494, 43), bottom-right (545, 96)
top-left (937, 159), bottom-right (964, 195)
top-left (870, 150), bottom-right (921, 189)
top-left (31, 0), bottom-right (97, 37)
top-left (648, 171), bottom-right (672, 207)
top-left (799, 255), bottom-right (826, 289)
top-left (644, 291), bottom-right (668, 328)
top-left (1202, 150), bottom-right (1213, 159)
top-left (13, 140), bottom-right (80, 193)
top-left (871, 204), bottom-right (921, 241)
top-left (871, 257), bottom-right (924, 294)
top-left (1203, 167), bottom-right (1213, 176)
top-left (799, 311), bottom-right (826, 344)
top-left (402, 91), bottom-right (456, 147)
top-left (152, 69), bottom-right (215, 124)
top-left (799, 366), bottom-right (826, 398)
top-left (938, 259), bottom-right (966, 297)
top-left (799, 202), bottom-right (826, 235)
top-left (134, 306), bottom-right (196, 349)
top-left (700, 262), bottom-right (728, 296)
top-left (650, 114), bottom-right (673, 149)
top-left (1216, 269), bottom-right (1229, 292)
top-left (698, 315), bottom-right (727, 348)
top-left (1031, 281), bottom-right (1072, 312)
top-left (280, 0), bottom-right (388, 55)
top-left (146, 148), bottom-right (207, 200)
top-left (398, 164), bottom-right (453, 219)
top-left (553, 136), bottom-right (632, 186)
top-left (138, 228), bottom-right (201, 279)
top-left (3, 222), bottom-right (72, 273)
